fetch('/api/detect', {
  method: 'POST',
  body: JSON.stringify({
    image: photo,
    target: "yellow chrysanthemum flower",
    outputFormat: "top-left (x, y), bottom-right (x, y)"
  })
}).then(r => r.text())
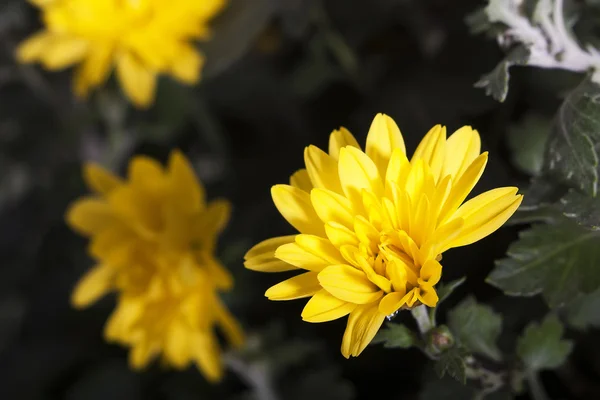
top-left (244, 113), bottom-right (522, 358)
top-left (66, 150), bottom-right (243, 381)
top-left (17, 0), bottom-right (226, 107)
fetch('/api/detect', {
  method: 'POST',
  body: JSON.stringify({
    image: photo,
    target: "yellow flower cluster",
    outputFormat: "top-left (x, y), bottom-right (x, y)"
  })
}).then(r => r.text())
top-left (244, 114), bottom-right (522, 358)
top-left (66, 151), bottom-right (243, 381)
top-left (17, 0), bottom-right (226, 107)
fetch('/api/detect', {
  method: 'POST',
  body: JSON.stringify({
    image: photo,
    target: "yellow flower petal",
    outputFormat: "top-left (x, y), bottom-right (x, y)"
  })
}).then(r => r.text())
top-left (310, 188), bottom-right (354, 228)
top-left (290, 169), bottom-right (313, 192)
top-left (244, 236), bottom-right (298, 273)
top-left (438, 152), bottom-right (488, 224)
top-left (422, 217), bottom-right (464, 259)
top-left (130, 340), bottom-right (160, 369)
top-left (452, 187), bottom-right (519, 220)
top-left (296, 234), bottom-right (345, 264)
top-left (386, 258), bottom-right (408, 293)
top-left (418, 259), bottom-right (442, 286)
top-left (128, 156), bottom-right (166, 192)
top-left (203, 256), bottom-right (234, 290)
top-left (74, 44), bottom-right (113, 97)
top-left (411, 124), bottom-right (446, 182)
top-left (71, 264), bottom-right (114, 308)
top-left (271, 184), bottom-right (326, 236)
top-left (215, 298), bottom-right (245, 348)
top-left (328, 127), bottom-right (360, 160)
top-left (116, 52), bottom-right (157, 108)
top-left (318, 264), bottom-right (383, 304)
top-left (417, 285), bottom-right (439, 307)
top-left (450, 194), bottom-right (523, 248)
top-left (193, 332), bottom-right (223, 382)
top-left (302, 289), bottom-right (357, 322)
top-left (265, 271), bottom-right (321, 300)
top-left (41, 36), bottom-right (89, 70)
top-left (168, 150), bottom-right (206, 214)
top-left (338, 146), bottom-right (384, 211)
top-left (245, 235), bottom-right (297, 259)
top-left (170, 44), bottom-right (204, 84)
top-left (378, 291), bottom-right (407, 316)
top-left (165, 320), bottom-right (191, 368)
top-left (384, 148), bottom-right (410, 189)
top-left (341, 303), bottom-right (386, 358)
top-left (83, 163), bottom-right (122, 195)
top-left (244, 253), bottom-right (297, 273)
top-left (365, 113), bottom-right (405, 178)
top-left (194, 199), bottom-right (231, 240)
top-left (304, 145), bottom-right (343, 193)
top-left (443, 126), bottom-right (481, 180)
top-left (275, 239), bottom-right (341, 272)
top-left (66, 197), bottom-right (115, 235)
top-left (325, 221), bottom-right (360, 248)
top-left (16, 31), bottom-right (53, 63)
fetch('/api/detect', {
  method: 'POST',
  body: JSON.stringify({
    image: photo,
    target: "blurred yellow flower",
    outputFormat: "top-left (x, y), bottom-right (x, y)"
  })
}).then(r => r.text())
top-left (244, 113), bottom-right (522, 358)
top-left (66, 150), bottom-right (243, 381)
top-left (17, 0), bottom-right (226, 107)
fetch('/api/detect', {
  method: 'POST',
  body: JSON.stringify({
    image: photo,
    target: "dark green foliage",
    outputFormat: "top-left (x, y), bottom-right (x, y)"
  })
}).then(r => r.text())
top-left (516, 314), bottom-right (573, 371)
top-left (488, 221), bottom-right (600, 308)
top-left (434, 347), bottom-right (470, 384)
top-left (372, 323), bottom-right (419, 349)
top-left (448, 297), bottom-right (503, 362)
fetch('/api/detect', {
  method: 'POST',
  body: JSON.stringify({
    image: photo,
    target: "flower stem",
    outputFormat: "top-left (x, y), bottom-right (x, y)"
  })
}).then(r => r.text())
top-left (527, 370), bottom-right (550, 400)
top-left (224, 353), bottom-right (280, 400)
top-left (411, 304), bottom-right (434, 334)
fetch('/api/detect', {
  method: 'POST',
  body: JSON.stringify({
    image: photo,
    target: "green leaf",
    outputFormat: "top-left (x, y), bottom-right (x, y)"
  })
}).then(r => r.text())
top-left (564, 287), bottom-right (600, 330)
top-left (437, 278), bottom-right (467, 305)
top-left (429, 276), bottom-right (467, 325)
top-left (474, 46), bottom-right (529, 102)
top-left (430, 277), bottom-right (466, 323)
top-left (516, 314), bottom-right (573, 371)
top-left (555, 189), bottom-right (600, 230)
top-left (434, 347), bottom-right (470, 384)
top-left (372, 323), bottom-right (418, 349)
top-left (201, 0), bottom-right (278, 79)
top-left (488, 220), bottom-right (600, 308)
top-left (448, 296), bottom-right (503, 362)
top-left (544, 77), bottom-right (600, 197)
top-left (507, 114), bottom-right (552, 176)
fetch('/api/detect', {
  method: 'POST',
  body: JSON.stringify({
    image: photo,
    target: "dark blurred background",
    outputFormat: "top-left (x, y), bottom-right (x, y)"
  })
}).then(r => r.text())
top-left (0, 0), bottom-right (597, 399)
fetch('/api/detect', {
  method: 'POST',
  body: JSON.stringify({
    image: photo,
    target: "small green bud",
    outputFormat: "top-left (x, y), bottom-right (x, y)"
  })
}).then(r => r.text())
top-left (426, 325), bottom-right (455, 355)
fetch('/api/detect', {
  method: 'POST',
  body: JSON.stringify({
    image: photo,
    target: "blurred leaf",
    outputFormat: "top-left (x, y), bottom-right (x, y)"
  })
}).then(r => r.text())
top-left (202, 0), bottom-right (278, 78)
top-left (430, 277), bottom-right (466, 323)
top-left (437, 277), bottom-right (466, 306)
top-left (465, 7), bottom-right (493, 35)
top-left (434, 347), bottom-right (469, 384)
top-left (564, 287), bottom-right (600, 330)
top-left (544, 77), bottom-right (600, 197)
top-left (516, 314), bottom-right (573, 371)
top-left (474, 46), bottom-right (529, 102)
top-left (448, 296), bottom-right (503, 362)
top-left (488, 220), bottom-right (600, 308)
top-left (289, 36), bottom-right (344, 98)
top-left (278, 0), bottom-right (312, 39)
top-left (507, 114), bottom-right (551, 176)
top-left (372, 323), bottom-right (419, 349)
top-left (555, 189), bottom-right (600, 230)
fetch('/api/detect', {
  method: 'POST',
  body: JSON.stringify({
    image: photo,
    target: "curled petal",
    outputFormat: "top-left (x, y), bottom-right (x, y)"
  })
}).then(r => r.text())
top-left (341, 303), bottom-right (386, 358)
